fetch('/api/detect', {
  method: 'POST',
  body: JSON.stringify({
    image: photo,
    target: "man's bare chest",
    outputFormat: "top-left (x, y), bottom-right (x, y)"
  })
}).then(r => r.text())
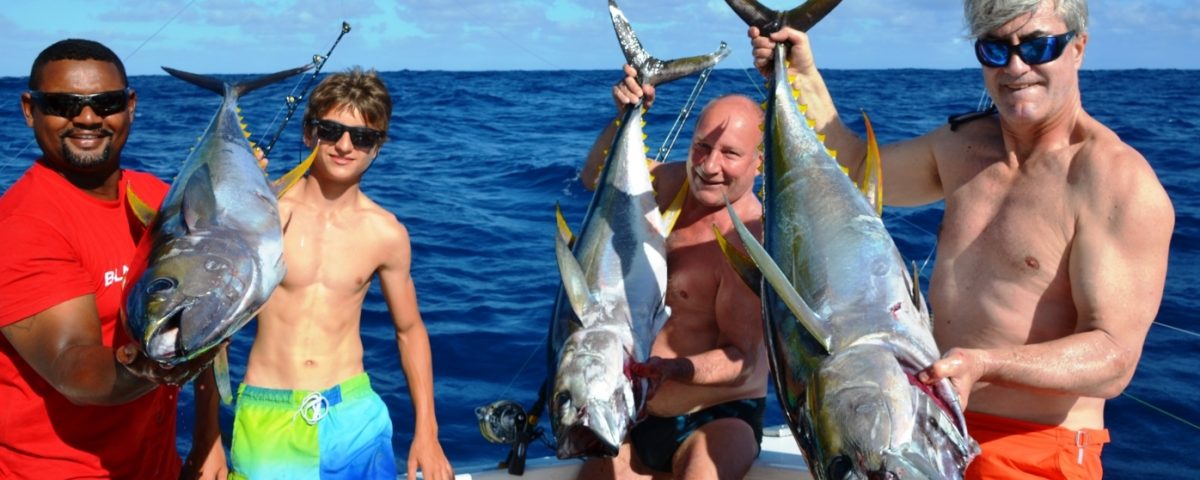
top-left (664, 235), bottom-right (721, 316)
top-left (939, 164), bottom-right (1075, 284)
top-left (280, 217), bottom-right (376, 290)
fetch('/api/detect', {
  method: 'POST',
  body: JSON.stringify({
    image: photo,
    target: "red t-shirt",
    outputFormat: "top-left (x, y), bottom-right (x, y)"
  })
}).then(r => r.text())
top-left (0, 160), bottom-right (181, 479)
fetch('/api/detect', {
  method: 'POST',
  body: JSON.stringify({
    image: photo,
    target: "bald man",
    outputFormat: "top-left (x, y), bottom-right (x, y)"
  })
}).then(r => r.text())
top-left (576, 65), bottom-right (769, 480)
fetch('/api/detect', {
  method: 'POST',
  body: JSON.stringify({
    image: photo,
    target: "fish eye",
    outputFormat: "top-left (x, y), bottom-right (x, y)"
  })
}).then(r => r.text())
top-left (204, 258), bottom-right (226, 271)
top-left (826, 455), bottom-right (853, 479)
top-left (554, 391), bottom-right (571, 412)
top-left (146, 278), bottom-right (177, 295)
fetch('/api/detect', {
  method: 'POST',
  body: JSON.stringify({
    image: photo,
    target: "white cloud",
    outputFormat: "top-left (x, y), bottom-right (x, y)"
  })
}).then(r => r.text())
top-left (0, 0), bottom-right (1194, 77)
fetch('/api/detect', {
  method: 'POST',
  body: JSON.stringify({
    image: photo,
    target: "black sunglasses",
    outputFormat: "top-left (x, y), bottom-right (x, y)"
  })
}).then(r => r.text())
top-left (29, 89), bottom-right (131, 118)
top-left (974, 31), bottom-right (1076, 68)
top-left (308, 119), bottom-right (385, 150)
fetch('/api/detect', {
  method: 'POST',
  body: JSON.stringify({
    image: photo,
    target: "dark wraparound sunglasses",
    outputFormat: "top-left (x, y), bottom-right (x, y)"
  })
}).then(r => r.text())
top-left (29, 89), bottom-right (131, 118)
top-left (308, 119), bottom-right (385, 150)
top-left (974, 31), bottom-right (1076, 68)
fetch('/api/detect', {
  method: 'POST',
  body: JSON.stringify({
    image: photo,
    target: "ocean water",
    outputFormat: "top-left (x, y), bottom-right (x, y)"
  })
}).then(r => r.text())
top-left (1, 68), bottom-right (1196, 477)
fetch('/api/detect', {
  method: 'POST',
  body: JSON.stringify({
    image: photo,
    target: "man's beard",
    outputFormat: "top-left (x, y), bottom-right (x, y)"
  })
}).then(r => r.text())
top-left (59, 134), bottom-right (113, 170)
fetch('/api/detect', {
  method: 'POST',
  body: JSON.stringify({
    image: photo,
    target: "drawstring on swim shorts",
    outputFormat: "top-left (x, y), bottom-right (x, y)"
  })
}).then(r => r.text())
top-left (296, 391), bottom-right (330, 425)
top-left (1075, 430), bottom-right (1086, 464)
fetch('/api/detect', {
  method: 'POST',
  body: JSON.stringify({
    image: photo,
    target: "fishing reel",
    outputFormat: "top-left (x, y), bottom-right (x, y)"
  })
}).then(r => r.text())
top-left (476, 399), bottom-right (542, 475)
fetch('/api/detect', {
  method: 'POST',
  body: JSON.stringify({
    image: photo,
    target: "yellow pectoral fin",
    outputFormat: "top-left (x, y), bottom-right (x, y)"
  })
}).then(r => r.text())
top-left (860, 110), bottom-right (883, 216)
top-left (126, 184), bottom-right (157, 226)
top-left (270, 146), bottom-right (317, 198)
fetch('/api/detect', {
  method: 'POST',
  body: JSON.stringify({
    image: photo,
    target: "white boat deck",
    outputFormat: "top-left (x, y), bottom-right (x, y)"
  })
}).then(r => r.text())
top-left (444, 425), bottom-right (812, 479)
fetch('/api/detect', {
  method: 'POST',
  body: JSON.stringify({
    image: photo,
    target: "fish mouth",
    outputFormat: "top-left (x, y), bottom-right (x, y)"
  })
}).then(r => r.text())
top-left (896, 354), bottom-right (971, 440)
top-left (556, 423), bottom-right (620, 459)
top-left (145, 303), bottom-right (188, 363)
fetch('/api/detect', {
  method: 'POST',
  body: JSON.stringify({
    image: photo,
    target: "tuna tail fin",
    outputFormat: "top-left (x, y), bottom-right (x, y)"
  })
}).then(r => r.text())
top-left (608, 0), bottom-right (731, 90)
top-left (712, 223), bottom-right (762, 295)
top-left (725, 197), bottom-right (833, 355)
top-left (724, 0), bottom-right (843, 34)
top-left (161, 64), bottom-right (313, 98)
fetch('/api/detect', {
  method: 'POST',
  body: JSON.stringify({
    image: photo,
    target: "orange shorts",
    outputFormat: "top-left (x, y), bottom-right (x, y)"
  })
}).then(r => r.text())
top-left (964, 411), bottom-right (1110, 480)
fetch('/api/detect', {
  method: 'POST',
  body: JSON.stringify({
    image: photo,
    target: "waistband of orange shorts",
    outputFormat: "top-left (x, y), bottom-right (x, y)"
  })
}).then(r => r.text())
top-left (965, 411), bottom-right (1110, 447)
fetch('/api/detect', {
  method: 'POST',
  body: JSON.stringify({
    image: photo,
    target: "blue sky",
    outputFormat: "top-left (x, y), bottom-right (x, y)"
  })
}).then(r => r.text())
top-left (1, 0), bottom-right (1196, 78)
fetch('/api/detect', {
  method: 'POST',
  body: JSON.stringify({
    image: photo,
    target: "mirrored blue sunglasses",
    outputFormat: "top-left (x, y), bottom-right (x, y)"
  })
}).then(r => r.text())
top-left (974, 31), bottom-right (1076, 68)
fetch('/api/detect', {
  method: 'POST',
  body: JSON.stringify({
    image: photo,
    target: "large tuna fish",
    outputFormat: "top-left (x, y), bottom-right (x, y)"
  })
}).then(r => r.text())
top-left (720, 0), bottom-right (980, 478)
top-left (547, 0), bottom-right (731, 459)
top-left (123, 66), bottom-right (313, 373)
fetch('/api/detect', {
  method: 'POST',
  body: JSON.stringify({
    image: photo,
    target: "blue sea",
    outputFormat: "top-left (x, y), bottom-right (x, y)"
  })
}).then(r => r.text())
top-left (1, 68), bottom-right (1196, 477)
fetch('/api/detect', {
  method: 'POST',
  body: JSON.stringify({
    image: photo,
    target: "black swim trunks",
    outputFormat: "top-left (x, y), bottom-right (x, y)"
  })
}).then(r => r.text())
top-left (629, 397), bottom-right (766, 473)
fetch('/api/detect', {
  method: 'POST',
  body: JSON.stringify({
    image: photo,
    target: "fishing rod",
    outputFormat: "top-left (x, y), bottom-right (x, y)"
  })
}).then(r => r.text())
top-left (256, 21), bottom-right (352, 158)
top-left (654, 66), bottom-right (716, 163)
top-left (476, 335), bottom-right (554, 475)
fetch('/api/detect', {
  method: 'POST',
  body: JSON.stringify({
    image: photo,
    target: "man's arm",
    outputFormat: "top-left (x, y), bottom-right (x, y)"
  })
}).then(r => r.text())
top-left (1, 295), bottom-right (158, 405)
top-left (180, 364), bottom-right (227, 480)
top-left (921, 149), bottom-right (1174, 405)
top-left (376, 221), bottom-right (452, 480)
top-left (581, 64), bottom-right (661, 191)
top-left (1, 294), bottom-right (222, 406)
top-left (748, 26), bottom-right (943, 206)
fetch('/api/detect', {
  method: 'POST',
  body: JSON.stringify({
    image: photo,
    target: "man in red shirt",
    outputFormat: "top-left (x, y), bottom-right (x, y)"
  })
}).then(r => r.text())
top-left (0, 39), bottom-right (224, 479)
